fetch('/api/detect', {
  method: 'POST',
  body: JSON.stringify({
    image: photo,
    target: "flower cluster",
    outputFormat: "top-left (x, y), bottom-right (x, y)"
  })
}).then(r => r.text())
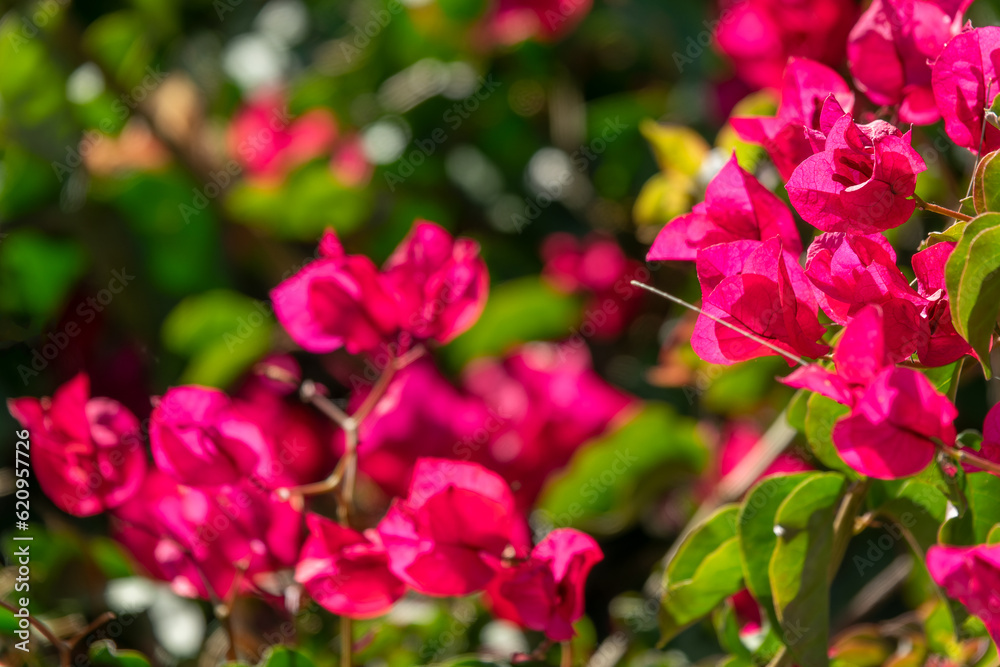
top-left (651, 18), bottom-right (1000, 645)
top-left (8, 220), bottom-right (613, 650)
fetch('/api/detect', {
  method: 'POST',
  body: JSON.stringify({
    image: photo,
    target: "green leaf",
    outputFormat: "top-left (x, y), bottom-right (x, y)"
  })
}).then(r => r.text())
top-left (972, 150), bottom-right (1000, 214)
top-left (661, 537), bottom-right (745, 644)
top-left (89, 641), bottom-right (152, 667)
top-left (441, 276), bottom-right (582, 370)
top-left (920, 221), bottom-right (969, 251)
top-left (875, 480), bottom-right (948, 556)
top-left (941, 472), bottom-right (1000, 545)
top-left (714, 601), bottom-right (752, 660)
top-left (536, 402), bottom-right (706, 533)
top-left (804, 392), bottom-right (854, 474)
top-left (770, 473), bottom-right (847, 667)
top-left (738, 473), bottom-right (813, 625)
top-left (944, 212), bottom-right (1000, 377)
top-left (262, 646), bottom-right (317, 667)
top-left (162, 289), bottom-right (273, 388)
top-left (659, 505), bottom-right (743, 643)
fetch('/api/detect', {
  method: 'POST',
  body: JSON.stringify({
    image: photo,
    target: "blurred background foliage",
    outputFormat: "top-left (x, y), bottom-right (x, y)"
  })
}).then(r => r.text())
top-left (6, 0), bottom-right (1000, 664)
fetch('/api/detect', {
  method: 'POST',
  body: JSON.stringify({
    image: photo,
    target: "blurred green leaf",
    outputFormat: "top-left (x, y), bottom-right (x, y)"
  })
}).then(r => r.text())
top-left (89, 641), bottom-right (152, 667)
top-left (262, 646), bottom-right (317, 667)
top-left (441, 276), bottom-right (581, 369)
top-left (538, 402), bottom-right (706, 533)
top-left (0, 230), bottom-right (87, 329)
top-left (162, 288), bottom-right (273, 388)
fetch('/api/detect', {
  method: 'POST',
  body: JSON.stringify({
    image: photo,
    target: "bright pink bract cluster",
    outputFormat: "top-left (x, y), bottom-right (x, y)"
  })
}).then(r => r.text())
top-left (8, 220), bottom-right (615, 643)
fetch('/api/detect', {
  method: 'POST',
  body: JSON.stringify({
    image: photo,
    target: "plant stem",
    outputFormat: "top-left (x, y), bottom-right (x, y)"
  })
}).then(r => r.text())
top-left (943, 445), bottom-right (1000, 475)
top-left (0, 599), bottom-right (70, 667)
top-left (560, 641), bottom-right (572, 667)
top-left (341, 616), bottom-right (353, 667)
top-left (631, 281), bottom-right (810, 366)
top-left (912, 195), bottom-right (973, 222)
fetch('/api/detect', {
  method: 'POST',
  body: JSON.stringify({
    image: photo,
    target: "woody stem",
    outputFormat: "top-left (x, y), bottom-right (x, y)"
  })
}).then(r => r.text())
top-left (943, 445), bottom-right (1000, 476)
top-left (0, 599), bottom-right (71, 667)
top-left (912, 195), bottom-right (972, 222)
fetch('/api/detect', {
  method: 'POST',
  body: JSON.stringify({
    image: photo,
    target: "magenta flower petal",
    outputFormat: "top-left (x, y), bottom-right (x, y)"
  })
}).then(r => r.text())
top-left (932, 26), bottom-right (1000, 153)
top-left (832, 367), bottom-right (956, 478)
top-left (647, 154), bottom-right (801, 262)
top-left (692, 238), bottom-right (828, 365)
top-left (378, 458), bottom-right (530, 597)
top-left (8, 373), bottom-right (145, 517)
top-left (486, 528), bottom-right (602, 641)
top-left (927, 544), bottom-right (1000, 645)
top-left (295, 514), bottom-right (406, 619)
top-left (150, 386), bottom-right (273, 487)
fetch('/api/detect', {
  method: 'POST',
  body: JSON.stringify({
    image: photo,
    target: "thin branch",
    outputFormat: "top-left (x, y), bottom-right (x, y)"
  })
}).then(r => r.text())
top-left (341, 616), bottom-right (353, 667)
top-left (943, 445), bottom-right (1000, 475)
top-left (912, 195), bottom-right (973, 222)
top-left (561, 641), bottom-right (572, 667)
top-left (630, 281), bottom-right (810, 366)
top-left (0, 599), bottom-right (70, 667)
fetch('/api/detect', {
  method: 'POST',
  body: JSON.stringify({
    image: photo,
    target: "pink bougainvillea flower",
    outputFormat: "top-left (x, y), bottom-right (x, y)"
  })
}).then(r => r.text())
top-left (715, 0), bottom-right (857, 90)
top-left (8, 373), bottom-right (145, 517)
top-left (486, 0), bottom-right (592, 45)
top-left (381, 220), bottom-right (489, 344)
top-left (462, 341), bottom-right (635, 511)
top-left (931, 26), bottom-right (1000, 154)
top-left (692, 238), bottom-right (829, 365)
top-left (329, 134), bottom-right (373, 187)
top-left (347, 357), bottom-right (490, 499)
top-left (271, 229), bottom-right (400, 355)
top-left (832, 366), bottom-right (957, 478)
top-left (732, 58), bottom-right (855, 179)
top-left (787, 115), bottom-right (927, 233)
top-left (804, 232), bottom-right (922, 325)
top-left (647, 154), bottom-right (802, 262)
top-left (911, 242), bottom-right (974, 366)
top-left (295, 514), bottom-right (406, 619)
top-left (485, 528), bottom-right (603, 641)
top-left (730, 589), bottom-right (764, 636)
top-left (234, 356), bottom-right (338, 488)
top-left (927, 543), bottom-right (1000, 644)
top-left (377, 458), bottom-right (531, 597)
top-left (782, 304), bottom-right (903, 404)
top-left (848, 0), bottom-right (972, 124)
top-left (228, 90), bottom-right (338, 180)
top-left (149, 385), bottom-right (273, 488)
top-left (541, 233), bottom-right (644, 338)
top-left (956, 401), bottom-right (1000, 473)
top-left (113, 472), bottom-right (302, 601)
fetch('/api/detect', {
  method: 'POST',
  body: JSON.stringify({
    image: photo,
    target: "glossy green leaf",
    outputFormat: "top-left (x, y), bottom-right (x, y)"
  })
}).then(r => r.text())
top-left (738, 472), bottom-right (813, 624)
top-left (804, 392), bottom-right (854, 474)
top-left (659, 505), bottom-right (742, 643)
top-left (770, 473), bottom-right (846, 667)
top-left (941, 472), bottom-right (1000, 545)
top-left (972, 150), bottom-right (1000, 214)
top-left (944, 212), bottom-right (1000, 377)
